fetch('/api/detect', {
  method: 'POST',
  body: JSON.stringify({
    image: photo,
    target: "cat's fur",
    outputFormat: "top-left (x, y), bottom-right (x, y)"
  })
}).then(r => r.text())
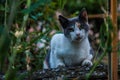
top-left (43, 8), bottom-right (93, 69)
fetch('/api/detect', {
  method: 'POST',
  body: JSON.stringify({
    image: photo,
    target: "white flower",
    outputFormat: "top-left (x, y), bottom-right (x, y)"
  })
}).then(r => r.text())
top-left (88, 30), bottom-right (94, 36)
top-left (15, 30), bottom-right (23, 38)
top-left (42, 28), bottom-right (46, 33)
top-left (50, 30), bottom-right (56, 36)
top-left (95, 33), bottom-right (99, 38)
top-left (29, 27), bottom-right (34, 33)
top-left (37, 42), bottom-right (45, 49)
top-left (46, 46), bottom-right (50, 49)
top-left (41, 39), bottom-right (46, 43)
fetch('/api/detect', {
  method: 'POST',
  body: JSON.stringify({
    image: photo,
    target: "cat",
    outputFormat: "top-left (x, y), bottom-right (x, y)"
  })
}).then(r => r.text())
top-left (43, 8), bottom-right (94, 69)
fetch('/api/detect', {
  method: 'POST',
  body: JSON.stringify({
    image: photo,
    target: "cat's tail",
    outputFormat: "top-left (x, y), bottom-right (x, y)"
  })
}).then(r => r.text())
top-left (43, 61), bottom-right (49, 69)
top-left (43, 49), bottom-right (51, 69)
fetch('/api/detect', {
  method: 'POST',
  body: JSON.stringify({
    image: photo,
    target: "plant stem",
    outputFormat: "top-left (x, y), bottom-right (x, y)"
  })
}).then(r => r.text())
top-left (8, 0), bottom-right (17, 29)
top-left (21, 0), bottom-right (31, 30)
top-left (4, 0), bottom-right (7, 27)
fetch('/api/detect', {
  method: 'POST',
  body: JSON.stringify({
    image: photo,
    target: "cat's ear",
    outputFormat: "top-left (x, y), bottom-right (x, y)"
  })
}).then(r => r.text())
top-left (58, 15), bottom-right (69, 29)
top-left (79, 8), bottom-right (88, 22)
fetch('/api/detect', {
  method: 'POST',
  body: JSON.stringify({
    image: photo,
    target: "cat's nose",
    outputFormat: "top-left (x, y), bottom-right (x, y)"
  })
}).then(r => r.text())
top-left (76, 33), bottom-right (80, 36)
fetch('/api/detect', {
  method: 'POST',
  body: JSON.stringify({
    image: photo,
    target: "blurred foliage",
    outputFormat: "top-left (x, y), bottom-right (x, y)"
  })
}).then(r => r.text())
top-left (0, 0), bottom-right (116, 79)
top-left (64, 0), bottom-right (107, 14)
top-left (87, 16), bottom-right (113, 79)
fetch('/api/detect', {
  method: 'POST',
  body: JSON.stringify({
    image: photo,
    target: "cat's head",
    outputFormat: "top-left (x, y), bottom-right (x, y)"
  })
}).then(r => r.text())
top-left (58, 8), bottom-right (89, 42)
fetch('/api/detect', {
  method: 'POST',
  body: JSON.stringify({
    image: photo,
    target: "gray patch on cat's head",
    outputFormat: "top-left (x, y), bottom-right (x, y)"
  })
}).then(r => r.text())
top-left (69, 17), bottom-right (89, 31)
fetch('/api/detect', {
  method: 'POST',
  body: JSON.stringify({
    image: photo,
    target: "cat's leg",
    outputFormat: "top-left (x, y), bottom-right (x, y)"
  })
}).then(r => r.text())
top-left (43, 49), bottom-right (51, 69)
top-left (82, 48), bottom-right (94, 66)
top-left (50, 50), bottom-right (65, 68)
top-left (55, 58), bottom-right (65, 68)
top-left (82, 54), bottom-right (93, 66)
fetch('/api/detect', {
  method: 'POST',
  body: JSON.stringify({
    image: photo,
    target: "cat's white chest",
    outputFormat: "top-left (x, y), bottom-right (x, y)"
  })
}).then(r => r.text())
top-left (58, 48), bottom-right (84, 66)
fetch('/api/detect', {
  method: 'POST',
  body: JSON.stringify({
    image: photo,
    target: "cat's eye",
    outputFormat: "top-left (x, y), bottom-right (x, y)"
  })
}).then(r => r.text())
top-left (68, 28), bottom-right (74, 32)
top-left (79, 25), bottom-right (84, 30)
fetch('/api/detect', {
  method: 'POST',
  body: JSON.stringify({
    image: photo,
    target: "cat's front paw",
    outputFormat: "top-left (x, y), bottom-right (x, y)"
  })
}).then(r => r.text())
top-left (57, 63), bottom-right (65, 68)
top-left (82, 59), bottom-right (93, 66)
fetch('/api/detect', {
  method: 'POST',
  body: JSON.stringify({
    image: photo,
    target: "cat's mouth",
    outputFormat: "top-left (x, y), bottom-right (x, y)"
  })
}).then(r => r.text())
top-left (72, 36), bottom-right (84, 42)
top-left (75, 37), bottom-right (82, 41)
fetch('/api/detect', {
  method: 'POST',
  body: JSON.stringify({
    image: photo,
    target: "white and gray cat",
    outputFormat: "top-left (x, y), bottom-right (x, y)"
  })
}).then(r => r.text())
top-left (43, 8), bottom-right (94, 69)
